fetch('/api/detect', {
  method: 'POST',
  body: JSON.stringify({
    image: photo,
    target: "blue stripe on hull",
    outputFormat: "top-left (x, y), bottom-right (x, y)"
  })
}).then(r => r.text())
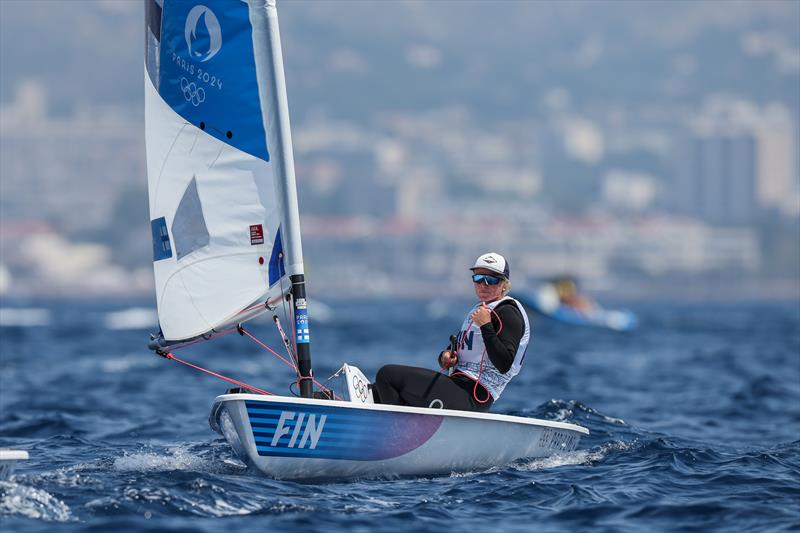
top-left (243, 400), bottom-right (444, 461)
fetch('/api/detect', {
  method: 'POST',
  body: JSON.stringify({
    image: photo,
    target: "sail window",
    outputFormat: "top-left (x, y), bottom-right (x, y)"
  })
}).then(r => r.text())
top-left (171, 177), bottom-right (210, 260)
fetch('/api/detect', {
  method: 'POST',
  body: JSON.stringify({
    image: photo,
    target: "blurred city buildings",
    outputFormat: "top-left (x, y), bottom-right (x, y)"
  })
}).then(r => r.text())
top-left (674, 98), bottom-right (798, 225)
top-left (0, 1), bottom-right (797, 300)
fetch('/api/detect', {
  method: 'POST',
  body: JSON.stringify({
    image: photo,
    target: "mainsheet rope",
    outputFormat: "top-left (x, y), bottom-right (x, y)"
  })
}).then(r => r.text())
top-left (445, 304), bottom-right (504, 404)
top-left (156, 350), bottom-right (274, 396)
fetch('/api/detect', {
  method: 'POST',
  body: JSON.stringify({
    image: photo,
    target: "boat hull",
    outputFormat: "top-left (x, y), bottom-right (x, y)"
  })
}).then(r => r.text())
top-left (210, 394), bottom-right (588, 480)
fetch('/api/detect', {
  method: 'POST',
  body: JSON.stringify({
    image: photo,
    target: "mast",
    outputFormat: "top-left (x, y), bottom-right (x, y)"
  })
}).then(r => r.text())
top-left (250, 0), bottom-right (314, 397)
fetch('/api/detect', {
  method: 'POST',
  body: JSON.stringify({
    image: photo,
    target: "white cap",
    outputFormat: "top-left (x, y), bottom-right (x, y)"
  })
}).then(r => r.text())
top-left (470, 252), bottom-right (510, 278)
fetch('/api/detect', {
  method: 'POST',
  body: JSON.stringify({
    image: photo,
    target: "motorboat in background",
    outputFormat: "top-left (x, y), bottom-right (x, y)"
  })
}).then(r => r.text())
top-left (516, 277), bottom-right (638, 332)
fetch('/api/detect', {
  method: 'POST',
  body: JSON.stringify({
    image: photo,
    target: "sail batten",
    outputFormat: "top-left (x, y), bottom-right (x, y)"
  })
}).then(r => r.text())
top-left (144, 0), bottom-right (304, 344)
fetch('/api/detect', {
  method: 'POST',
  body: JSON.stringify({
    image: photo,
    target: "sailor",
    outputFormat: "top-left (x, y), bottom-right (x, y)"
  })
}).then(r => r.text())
top-left (372, 253), bottom-right (530, 412)
top-left (552, 276), bottom-right (596, 313)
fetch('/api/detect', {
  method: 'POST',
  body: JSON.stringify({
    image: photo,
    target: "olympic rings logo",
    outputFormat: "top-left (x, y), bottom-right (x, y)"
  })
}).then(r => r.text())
top-left (352, 375), bottom-right (368, 402)
top-left (180, 77), bottom-right (206, 107)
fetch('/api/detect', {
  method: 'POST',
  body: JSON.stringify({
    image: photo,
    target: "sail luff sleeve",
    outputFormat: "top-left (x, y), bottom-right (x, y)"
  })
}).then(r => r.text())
top-left (249, 0), bottom-right (305, 277)
top-left (248, 0), bottom-right (314, 396)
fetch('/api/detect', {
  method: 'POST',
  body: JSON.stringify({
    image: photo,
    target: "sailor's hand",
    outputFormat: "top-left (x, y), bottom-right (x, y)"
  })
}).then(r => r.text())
top-left (471, 303), bottom-right (492, 327)
top-left (440, 350), bottom-right (458, 369)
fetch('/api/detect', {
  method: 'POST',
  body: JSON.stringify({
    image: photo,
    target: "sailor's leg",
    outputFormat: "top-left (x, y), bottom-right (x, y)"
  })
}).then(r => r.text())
top-left (373, 365), bottom-right (476, 410)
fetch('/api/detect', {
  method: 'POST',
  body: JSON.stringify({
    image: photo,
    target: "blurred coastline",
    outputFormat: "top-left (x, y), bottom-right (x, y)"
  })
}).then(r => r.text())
top-left (0, 0), bottom-right (798, 303)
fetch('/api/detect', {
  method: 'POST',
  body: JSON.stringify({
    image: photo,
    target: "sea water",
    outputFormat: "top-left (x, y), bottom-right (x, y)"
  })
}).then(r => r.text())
top-left (0, 299), bottom-right (798, 531)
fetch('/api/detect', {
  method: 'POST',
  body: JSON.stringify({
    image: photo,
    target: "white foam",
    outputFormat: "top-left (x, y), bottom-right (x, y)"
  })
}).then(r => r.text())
top-left (192, 497), bottom-right (265, 517)
top-left (20, 468), bottom-right (90, 489)
top-left (340, 494), bottom-right (400, 513)
top-left (513, 440), bottom-right (633, 472)
top-left (0, 308), bottom-right (51, 327)
top-left (0, 480), bottom-right (73, 522)
top-left (113, 446), bottom-right (214, 473)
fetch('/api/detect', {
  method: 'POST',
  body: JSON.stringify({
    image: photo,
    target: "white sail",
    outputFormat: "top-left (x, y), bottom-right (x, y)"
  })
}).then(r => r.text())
top-left (144, 0), bottom-right (303, 342)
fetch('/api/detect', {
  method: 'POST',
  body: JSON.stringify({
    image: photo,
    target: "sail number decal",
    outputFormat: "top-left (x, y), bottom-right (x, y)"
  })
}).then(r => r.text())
top-left (269, 411), bottom-right (326, 450)
top-left (537, 428), bottom-right (579, 452)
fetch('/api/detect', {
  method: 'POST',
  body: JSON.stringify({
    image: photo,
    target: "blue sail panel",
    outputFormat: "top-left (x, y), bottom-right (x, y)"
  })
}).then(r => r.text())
top-left (158, 1), bottom-right (269, 162)
top-left (268, 227), bottom-right (286, 286)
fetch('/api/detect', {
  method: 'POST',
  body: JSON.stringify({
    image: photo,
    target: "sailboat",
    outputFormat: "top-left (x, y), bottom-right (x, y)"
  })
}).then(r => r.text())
top-left (144, 0), bottom-right (588, 480)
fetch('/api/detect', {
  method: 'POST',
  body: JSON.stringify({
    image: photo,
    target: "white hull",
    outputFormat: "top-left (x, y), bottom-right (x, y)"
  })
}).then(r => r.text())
top-left (210, 394), bottom-right (589, 480)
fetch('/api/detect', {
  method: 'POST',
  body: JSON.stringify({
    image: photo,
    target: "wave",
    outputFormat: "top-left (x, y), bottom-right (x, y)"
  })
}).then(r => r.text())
top-left (0, 413), bottom-right (83, 438)
top-left (113, 445), bottom-right (217, 474)
top-left (512, 440), bottom-right (634, 472)
top-left (507, 399), bottom-right (628, 433)
top-left (540, 399), bottom-right (627, 425)
top-left (112, 443), bottom-right (245, 475)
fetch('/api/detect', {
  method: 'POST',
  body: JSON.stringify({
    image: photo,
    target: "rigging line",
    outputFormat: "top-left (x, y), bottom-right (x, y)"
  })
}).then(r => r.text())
top-left (278, 255), bottom-right (296, 356)
top-left (319, 368), bottom-right (346, 402)
top-left (276, 252), bottom-right (299, 359)
top-left (157, 350), bottom-right (273, 396)
top-left (273, 263), bottom-right (303, 388)
top-left (272, 314), bottom-right (298, 369)
top-left (239, 326), bottom-right (342, 401)
top-left (239, 326), bottom-right (298, 372)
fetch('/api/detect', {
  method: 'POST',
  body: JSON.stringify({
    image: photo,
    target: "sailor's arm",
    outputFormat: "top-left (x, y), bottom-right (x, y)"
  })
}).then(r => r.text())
top-left (479, 305), bottom-right (525, 373)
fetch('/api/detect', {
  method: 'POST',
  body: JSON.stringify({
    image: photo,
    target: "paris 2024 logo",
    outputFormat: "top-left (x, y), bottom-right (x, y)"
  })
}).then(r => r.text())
top-left (172, 5), bottom-right (224, 106)
top-left (184, 5), bottom-right (222, 62)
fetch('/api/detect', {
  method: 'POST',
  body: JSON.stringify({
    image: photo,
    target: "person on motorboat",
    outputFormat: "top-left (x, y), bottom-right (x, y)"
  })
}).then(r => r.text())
top-left (372, 253), bottom-right (530, 412)
top-left (551, 276), bottom-right (596, 314)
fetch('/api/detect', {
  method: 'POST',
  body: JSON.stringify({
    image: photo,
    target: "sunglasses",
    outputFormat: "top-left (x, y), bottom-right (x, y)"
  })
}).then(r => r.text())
top-left (472, 274), bottom-right (503, 286)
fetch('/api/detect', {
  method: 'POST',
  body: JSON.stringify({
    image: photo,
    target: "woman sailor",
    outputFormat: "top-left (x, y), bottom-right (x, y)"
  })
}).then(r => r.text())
top-left (372, 253), bottom-right (530, 412)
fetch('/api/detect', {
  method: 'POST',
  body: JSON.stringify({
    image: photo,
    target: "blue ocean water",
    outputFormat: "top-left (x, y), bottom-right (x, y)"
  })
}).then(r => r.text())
top-left (0, 299), bottom-right (798, 532)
